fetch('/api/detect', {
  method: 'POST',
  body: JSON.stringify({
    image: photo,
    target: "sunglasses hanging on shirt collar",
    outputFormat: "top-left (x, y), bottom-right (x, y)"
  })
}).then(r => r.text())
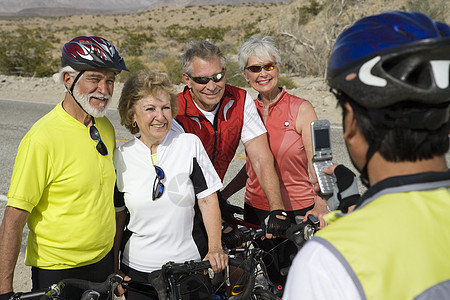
top-left (89, 118), bottom-right (108, 156)
top-left (152, 165), bottom-right (165, 200)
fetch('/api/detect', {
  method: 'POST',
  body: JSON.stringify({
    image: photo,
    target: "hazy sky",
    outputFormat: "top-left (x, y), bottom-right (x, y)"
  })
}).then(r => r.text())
top-left (0, 0), bottom-right (157, 13)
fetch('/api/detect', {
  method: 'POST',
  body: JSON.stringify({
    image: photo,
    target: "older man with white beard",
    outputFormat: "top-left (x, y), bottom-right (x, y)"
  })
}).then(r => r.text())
top-left (0, 36), bottom-right (128, 300)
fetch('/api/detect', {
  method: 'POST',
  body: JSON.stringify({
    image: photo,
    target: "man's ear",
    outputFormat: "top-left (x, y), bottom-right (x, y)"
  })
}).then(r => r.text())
top-left (183, 73), bottom-right (191, 89)
top-left (343, 102), bottom-right (358, 142)
top-left (63, 72), bottom-right (74, 91)
top-left (342, 102), bottom-right (371, 173)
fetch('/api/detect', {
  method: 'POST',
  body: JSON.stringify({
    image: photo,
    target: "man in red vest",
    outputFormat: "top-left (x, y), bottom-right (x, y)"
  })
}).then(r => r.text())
top-left (175, 41), bottom-right (290, 254)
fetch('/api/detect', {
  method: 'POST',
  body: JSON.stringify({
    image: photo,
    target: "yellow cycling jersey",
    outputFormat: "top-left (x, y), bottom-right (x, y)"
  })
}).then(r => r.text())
top-left (7, 102), bottom-right (116, 269)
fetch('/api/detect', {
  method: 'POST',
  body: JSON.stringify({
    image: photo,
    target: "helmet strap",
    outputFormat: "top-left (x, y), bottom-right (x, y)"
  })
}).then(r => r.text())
top-left (359, 145), bottom-right (376, 188)
top-left (67, 70), bottom-right (90, 117)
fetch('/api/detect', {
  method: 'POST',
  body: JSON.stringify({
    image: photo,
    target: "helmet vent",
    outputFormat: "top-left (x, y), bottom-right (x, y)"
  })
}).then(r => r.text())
top-left (394, 25), bottom-right (418, 41)
top-left (383, 55), bottom-right (432, 89)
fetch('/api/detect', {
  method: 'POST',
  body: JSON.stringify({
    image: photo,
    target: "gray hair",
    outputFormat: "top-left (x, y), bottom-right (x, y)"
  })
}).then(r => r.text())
top-left (180, 40), bottom-right (227, 74)
top-left (238, 36), bottom-right (281, 71)
top-left (59, 66), bottom-right (80, 91)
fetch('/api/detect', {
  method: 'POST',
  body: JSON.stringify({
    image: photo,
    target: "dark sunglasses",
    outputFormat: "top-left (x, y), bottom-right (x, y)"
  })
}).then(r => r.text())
top-left (187, 69), bottom-right (225, 84)
top-left (89, 118), bottom-right (108, 156)
top-left (245, 62), bottom-right (277, 73)
top-left (152, 165), bottom-right (165, 200)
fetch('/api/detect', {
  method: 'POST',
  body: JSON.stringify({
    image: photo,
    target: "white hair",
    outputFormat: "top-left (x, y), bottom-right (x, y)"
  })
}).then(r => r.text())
top-left (59, 66), bottom-right (80, 91)
top-left (238, 36), bottom-right (282, 71)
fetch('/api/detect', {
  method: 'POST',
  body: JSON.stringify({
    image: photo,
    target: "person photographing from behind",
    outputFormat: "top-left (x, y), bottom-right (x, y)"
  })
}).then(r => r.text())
top-left (284, 11), bottom-right (450, 299)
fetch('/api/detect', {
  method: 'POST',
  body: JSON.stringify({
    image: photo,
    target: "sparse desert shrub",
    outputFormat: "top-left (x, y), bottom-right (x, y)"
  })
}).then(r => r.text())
top-left (188, 25), bottom-right (229, 42)
top-left (225, 61), bottom-right (248, 87)
top-left (165, 24), bottom-right (229, 42)
top-left (117, 56), bottom-right (148, 82)
top-left (277, 76), bottom-right (297, 89)
top-left (243, 22), bottom-right (261, 40)
top-left (0, 0), bottom-right (408, 81)
top-left (165, 24), bottom-right (185, 41)
top-left (0, 27), bottom-right (58, 77)
top-left (406, 0), bottom-right (448, 22)
top-left (296, 0), bottom-right (324, 25)
top-left (161, 54), bottom-right (183, 85)
top-left (277, 0), bottom-right (356, 78)
top-left (120, 32), bottom-right (155, 56)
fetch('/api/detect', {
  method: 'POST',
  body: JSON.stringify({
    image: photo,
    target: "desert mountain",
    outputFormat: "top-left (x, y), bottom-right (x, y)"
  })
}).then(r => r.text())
top-left (0, 0), bottom-right (290, 16)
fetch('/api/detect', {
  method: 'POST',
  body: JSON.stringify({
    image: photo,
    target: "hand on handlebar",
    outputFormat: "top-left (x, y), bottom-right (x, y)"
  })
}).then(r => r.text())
top-left (222, 221), bottom-right (246, 249)
top-left (304, 196), bottom-right (329, 228)
top-left (264, 210), bottom-right (291, 238)
top-left (204, 247), bottom-right (228, 274)
top-left (114, 269), bottom-right (131, 296)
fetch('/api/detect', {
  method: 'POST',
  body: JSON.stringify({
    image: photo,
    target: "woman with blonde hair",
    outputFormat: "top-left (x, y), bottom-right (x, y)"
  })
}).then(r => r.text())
top-left (113, 70), bottom-right (227, 299)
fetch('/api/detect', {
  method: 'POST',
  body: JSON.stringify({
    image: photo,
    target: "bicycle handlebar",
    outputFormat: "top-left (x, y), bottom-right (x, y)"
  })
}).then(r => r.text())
top-left (122, 255), bottom-right (253, 300)
top-left (234, 211), bottom-right (319, 249)
top-left (285, 214), bottom-right (320, 249)
top-left (10, 274), bottom-right (123, 300)
top-left (121, 211), bottom-right (319, 300)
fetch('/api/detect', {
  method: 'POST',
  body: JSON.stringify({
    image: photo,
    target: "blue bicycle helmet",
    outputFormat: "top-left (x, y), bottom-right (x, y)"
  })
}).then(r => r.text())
top-left (327, 11), bottom-right (450, 109)
top-left (62, 36), bottom-right (128, 74)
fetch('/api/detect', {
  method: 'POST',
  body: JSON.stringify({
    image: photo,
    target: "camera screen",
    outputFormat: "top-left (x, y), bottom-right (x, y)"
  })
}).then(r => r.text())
top-left (314, 128), bottom-right (330, 150)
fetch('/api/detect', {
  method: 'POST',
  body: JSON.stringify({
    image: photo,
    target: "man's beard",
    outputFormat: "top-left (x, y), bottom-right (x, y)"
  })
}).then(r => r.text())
top-left (73, 85), bottom-right (111, 118)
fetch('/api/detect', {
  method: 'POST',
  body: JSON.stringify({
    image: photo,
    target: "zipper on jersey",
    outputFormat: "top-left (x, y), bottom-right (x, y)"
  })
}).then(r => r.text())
top-left (211, 102), bottom-right (221, 165)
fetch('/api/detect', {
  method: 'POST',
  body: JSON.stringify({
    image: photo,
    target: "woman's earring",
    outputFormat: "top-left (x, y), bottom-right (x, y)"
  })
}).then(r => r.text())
top-left (132, 121), bottom-right (137, 128)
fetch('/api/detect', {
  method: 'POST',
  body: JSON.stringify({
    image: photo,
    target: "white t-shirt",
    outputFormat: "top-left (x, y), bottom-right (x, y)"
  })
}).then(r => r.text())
top-left (114, 126), bottom-right (222, 272)
top-left (283, 240), bottom-right (361, 299)
top-left (191, 91), bottom-right (266, 144)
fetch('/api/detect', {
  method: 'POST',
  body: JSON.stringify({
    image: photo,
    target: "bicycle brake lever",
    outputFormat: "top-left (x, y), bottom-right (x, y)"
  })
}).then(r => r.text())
top-left (307, 214), bottom-right (320, 226)
top-left (80, 290), bottom-right (100, 300)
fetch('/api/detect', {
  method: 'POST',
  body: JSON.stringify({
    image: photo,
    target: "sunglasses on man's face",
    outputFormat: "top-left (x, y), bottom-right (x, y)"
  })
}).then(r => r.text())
top-left (152, 165), bottom-right (165, 200)
top-left (245, 62), bottom-right (277, 73)
top-left (89, 118), bottom-right (108, 156)
top-left (187, 69), bottom-right (225, 85)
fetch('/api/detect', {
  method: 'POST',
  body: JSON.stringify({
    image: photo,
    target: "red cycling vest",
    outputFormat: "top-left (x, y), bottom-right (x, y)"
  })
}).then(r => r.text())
top-left (176, 85), bottom-right (246, 181)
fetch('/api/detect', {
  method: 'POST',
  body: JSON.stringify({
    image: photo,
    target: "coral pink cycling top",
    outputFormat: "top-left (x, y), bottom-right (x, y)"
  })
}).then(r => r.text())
top-left (245, 89), bottom-right (315, 211)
